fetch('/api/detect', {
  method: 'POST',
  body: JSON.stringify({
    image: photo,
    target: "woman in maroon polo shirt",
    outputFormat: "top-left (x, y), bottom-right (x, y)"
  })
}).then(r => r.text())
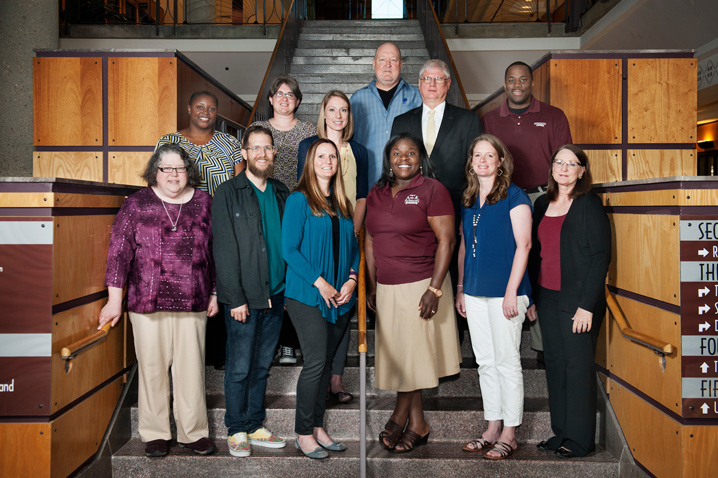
top-left (365, 132), bottom-right (461, 453)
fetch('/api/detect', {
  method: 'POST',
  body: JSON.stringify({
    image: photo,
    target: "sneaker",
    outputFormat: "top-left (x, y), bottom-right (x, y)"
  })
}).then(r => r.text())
top-left (228, 432), bottom-right (251, 457)
top-left (247, 427), bottom-right (286, 448)
top-left (279, 346), bottom-right (297, 364)
top-left (144, 439), bottom-right (168, 457)
top-left (178, 437), bottom-right (216, 455)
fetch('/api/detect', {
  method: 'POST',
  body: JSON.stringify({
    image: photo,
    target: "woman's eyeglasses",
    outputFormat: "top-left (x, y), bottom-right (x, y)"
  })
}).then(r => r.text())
top-left (275, 91), bottom-right (296, 100)
top-left (158, 166), bottom-right (188, 173)
top-left (552, 160), bottom-right (581, 169)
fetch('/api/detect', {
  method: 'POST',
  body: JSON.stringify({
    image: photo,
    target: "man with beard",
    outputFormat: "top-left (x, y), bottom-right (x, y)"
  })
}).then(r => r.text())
top-left (212, 124), bottom-right (290, 457)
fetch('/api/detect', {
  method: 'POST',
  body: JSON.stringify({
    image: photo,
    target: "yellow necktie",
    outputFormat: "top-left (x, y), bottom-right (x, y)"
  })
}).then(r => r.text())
top-left (426, 109), bottom-right (436, 155)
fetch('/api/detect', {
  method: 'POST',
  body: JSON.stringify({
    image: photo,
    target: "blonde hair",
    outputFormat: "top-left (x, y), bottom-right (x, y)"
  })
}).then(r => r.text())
top-left (296, 138), bottom-right (353, 219)
top-left (462, 134), bottom-right (514, 207)
top-left (317, 90), bottom-right (354, 142)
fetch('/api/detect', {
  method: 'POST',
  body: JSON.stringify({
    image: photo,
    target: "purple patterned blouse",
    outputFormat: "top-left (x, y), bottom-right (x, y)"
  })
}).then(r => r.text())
top-left (105, 187), bottom-right (215, 313)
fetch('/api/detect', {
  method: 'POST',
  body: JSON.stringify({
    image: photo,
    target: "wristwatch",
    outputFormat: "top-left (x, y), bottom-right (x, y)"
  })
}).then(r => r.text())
top-left (427, 286), bottom-right (443, 298)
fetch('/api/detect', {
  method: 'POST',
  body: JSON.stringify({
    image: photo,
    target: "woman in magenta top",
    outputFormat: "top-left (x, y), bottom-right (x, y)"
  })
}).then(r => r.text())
top-left (366, 133), bottom-right (460, 454)
top-left (98, 144), bottom-right (219, 458)
top-left (528, 145), bottom-right (611, 459)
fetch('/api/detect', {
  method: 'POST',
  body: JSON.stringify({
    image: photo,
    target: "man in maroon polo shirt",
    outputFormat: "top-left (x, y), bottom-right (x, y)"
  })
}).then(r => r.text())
top-left (482, 61), bottom-right (573, 362)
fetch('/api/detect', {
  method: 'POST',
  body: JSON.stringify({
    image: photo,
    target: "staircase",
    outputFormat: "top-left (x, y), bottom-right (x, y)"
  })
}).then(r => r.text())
top-left (111, 326), bottom-right (619, 477)
top-left (290, 19), bottom-right (430, 122)
top-left (108, 19), bottom-right (621, 478)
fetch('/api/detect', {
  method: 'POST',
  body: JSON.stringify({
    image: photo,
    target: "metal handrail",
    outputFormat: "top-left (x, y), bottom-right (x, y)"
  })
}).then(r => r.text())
top-left (357, 226), bottom-right (367, 478)
top-left (248, 0), bottom-right (305, 123)
top-left (605, 286), bottom-right (675, 357)
top-left (61, 322), bottom-right (112, 372)
top-left (416, 0), bottom-right (470, 109)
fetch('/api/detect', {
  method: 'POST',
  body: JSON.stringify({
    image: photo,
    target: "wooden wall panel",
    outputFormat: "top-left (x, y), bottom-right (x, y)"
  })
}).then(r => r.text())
top-left (33, 152), bottom-right (103, 182)
top-left (0, 423), bottom-right (51, 477)
top-left (33, 57), bottom-right (102, 147)
top-left (682, 426), bottom-right (718, 478)
top-left (550, 59), bottom-right (622, 145)
top-left (607, 295), bottom-right (681, 412)
top-left (50, 376), bottom-right (124, 478)
top-left (52, 216), bottom-right (115, 305)
top-left (107, 152), bottom-right (151, 186)
top-left (50, 299), bottom-right (125, 413)
top-left (628, 59), bottom-right (697, 144)
top-left (627, 149), bottom-right (696, 180)
top-left (609, 382), bottom-right (682, 478)
top-left (176, 61), bottom-right (251, 130)
top-left (108, 57), bottom-right (177, 146)
top-left (607, 214), bottom-right (680, 305)
top-left (532, 60), bottom-right (550, 104)
top-left (603, 189), bottom-right (718, 207)
top-left (586, 149), bottom-right (621, 184)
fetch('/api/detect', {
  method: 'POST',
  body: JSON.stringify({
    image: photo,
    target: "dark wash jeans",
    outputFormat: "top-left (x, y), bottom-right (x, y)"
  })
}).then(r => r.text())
top-left (286, 298), bottom-right (351, 435)
top-left (224, 292), bottom-right (284, 436)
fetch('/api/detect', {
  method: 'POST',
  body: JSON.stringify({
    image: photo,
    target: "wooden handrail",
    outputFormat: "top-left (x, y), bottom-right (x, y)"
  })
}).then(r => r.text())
top-left (61, 323), bottom-right (112, 372)
top-left (605, 286), bottom-right (675, 356)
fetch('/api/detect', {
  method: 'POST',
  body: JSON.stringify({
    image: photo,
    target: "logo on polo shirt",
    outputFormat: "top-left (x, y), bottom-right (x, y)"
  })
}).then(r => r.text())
top-left (534, 122), bottom-right (547, 127)
top-left (405, 194), bottom-right (420, 205)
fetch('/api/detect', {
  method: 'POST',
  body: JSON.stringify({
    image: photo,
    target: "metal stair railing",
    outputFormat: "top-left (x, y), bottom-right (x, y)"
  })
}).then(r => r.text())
top-left (248, 0), bottom-right (307, 124)
top-left (416, 0), bottom-right (471, 109)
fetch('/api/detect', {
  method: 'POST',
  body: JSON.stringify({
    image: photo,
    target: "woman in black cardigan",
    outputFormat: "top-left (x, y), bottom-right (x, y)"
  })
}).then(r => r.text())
top-left (527, 144), bottom-right (611, 458)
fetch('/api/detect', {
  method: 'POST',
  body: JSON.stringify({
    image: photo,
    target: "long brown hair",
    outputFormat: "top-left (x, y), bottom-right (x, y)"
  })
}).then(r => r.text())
top-left (546, 144), bottom-right (593, 201)
top-left (317, 90), bottom-right (354, 142)
top-left (462, 134), bottom-right (514, 207)
top-left (296, 138), bottom-right (353, 219)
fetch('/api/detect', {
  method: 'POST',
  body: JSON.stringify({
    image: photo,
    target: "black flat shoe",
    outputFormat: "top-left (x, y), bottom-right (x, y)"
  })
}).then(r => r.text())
top-left (555, 446), bottom-right (579, 459)
top-left (537, 439), bottom-right (556, 451)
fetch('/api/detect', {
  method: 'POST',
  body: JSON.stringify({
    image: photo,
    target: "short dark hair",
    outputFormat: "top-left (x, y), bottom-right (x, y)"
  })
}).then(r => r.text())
top-left (376, 133), bottom-right (435, 188)
top-left (242, 124), bottom-right (274, 147)
top-left (267, 75), bottom-right (303, 113)
top-left (189, 90), bottom-right (218, 105)
top-left (504, 61), bottom-right (533, 81)
top-left (546, 144), bottom-right (593, 201)
top-left (142, 143), bottom-right (201, 187)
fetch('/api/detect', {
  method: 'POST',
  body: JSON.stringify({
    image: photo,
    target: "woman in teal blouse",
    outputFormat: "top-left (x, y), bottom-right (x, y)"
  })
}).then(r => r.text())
top-left (281, 138), bottom-right (360, 459)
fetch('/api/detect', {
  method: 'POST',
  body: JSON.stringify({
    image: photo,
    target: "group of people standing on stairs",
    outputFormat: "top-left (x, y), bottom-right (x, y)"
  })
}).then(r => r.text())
top-left (96, 40), bottom-right (611, 462)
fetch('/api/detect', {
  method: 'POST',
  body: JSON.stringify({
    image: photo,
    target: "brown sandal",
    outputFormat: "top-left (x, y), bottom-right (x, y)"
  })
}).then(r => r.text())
top-left (462, 437), bottom-right (493, 452)
top-left (392, 429), bottom-right (430, 453)
top-left (379, 419), bottom-right (404, 450)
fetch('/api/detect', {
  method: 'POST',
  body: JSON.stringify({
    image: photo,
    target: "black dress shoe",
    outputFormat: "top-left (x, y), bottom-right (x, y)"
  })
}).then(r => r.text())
top-left (537, 440), bottom-right (554, 451)
top-left (555, 446), bottom-right (579, 459)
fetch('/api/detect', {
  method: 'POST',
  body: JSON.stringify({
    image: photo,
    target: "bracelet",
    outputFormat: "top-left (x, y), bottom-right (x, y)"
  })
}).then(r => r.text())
top-left (349, 270), bottom-right (358, 278)
top-left (457, 284), bottom-right (463, 288)
top-left (210, 292), bottom-right (217, 296)
top-left (348, 276), bottom-right (358, 283)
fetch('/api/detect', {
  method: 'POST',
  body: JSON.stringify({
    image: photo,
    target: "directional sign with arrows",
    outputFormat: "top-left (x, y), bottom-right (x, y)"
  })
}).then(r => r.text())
top-left (680, 218), bottom-right (718, 418)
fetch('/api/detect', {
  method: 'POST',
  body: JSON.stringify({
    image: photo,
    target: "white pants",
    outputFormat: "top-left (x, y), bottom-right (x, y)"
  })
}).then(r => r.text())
top-left (465, 294), bottom-right (528, 427)
top-left (130, 310), bottom-right (209, 443)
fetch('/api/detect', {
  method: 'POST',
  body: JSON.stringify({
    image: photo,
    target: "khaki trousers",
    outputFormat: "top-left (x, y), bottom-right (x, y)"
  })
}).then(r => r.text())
top-left (129, 310), bottom-right (209, 443)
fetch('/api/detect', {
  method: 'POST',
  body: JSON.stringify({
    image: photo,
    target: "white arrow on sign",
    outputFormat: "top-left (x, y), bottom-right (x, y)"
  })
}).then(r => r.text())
top-left (699, 287), bottom-right (710, 297)
top-left (699, 304), bottom-right (711, 315)
top-left (699, 322), bottom-right (711, 332)
top-left (701, 362), bottom-right (710, 373)
top-left (699, 248), bottom-right (709, 257)
top-left (701, 403), bottom-right (710, 414)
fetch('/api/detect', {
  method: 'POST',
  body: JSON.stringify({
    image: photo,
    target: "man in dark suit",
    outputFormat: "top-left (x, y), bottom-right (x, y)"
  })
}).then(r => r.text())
top-left (391, 59), bottom-right (482, 347)
top-left (391, 59), bottom-right (482, 215)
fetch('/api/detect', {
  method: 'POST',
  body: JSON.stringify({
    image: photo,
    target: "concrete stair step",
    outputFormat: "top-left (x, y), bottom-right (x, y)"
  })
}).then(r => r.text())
top-left (292, 56), bottom-right (427, 65)
top-left (112, 438), bottom-right (618, 478)
top-left (204, 359), bottom-right (548, 399)
top-left (291, 63), bottom-right (424, 74)
top-left (131, 396), bottom-right (558, 442)
top-left (299, 33), bottom-right (425, 41)
top-left (293, 47), bottom-right (428, 57)
top-left (301, 26), bottom-right (423, 35)
top-left (297, 40), bottom-right (427, 50)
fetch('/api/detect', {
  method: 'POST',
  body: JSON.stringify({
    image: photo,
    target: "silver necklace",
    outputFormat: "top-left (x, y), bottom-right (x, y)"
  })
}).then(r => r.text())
top-left (161, 196), bottom-right (184, 232)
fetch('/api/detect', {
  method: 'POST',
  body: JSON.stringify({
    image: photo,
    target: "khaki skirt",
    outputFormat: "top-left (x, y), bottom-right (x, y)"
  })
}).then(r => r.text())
top-left (374, 276), bottom-right (462, 392)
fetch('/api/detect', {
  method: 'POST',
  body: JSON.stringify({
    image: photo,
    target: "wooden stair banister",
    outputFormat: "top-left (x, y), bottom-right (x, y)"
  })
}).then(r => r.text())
top-left (61, 322), bottom-right (112, 372)
top-left (605, 285), bottom-right (675, 356)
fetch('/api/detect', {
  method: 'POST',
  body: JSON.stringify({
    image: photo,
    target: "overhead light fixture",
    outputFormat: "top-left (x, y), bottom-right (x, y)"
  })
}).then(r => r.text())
top-left (698, 140), bottom-right (715, 149)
